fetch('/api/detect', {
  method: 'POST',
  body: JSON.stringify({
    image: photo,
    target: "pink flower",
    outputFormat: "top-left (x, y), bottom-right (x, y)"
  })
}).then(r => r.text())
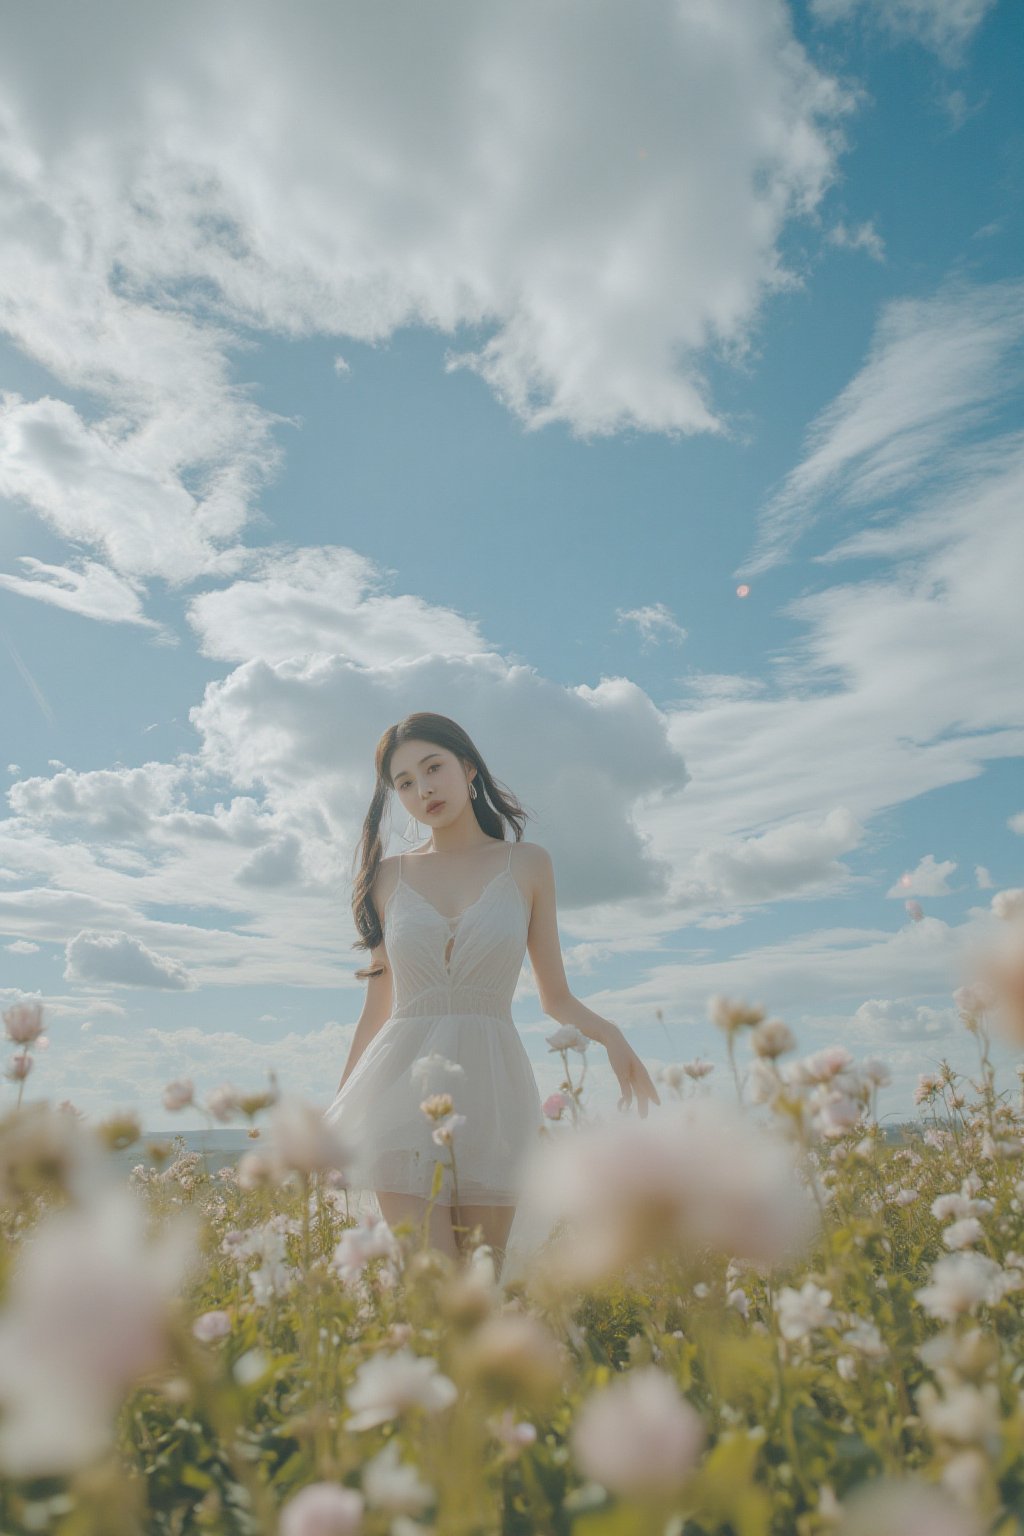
top-left (519, 1098), bottom-right (816, 1286)
top-left (162, 1078), bottom-right (194, 1112)
top-left (683, 1058), bottom-right (715, 1080)
top-left (0, 1185), bottom-right (197, 1475)
top-left (570, 1367), bottom-right (705, 1499)
top-left (5, 1052), bottom-right (33, 1082)
top-left (839, 1477), bottom-right (983, 1536)
top-left (192, 1310), bottom-right (232, 1343)
top-left (543, 1092), bottom-right (570, 1120)
top-left (278, 1482), bottom-right (364, 1536)
top-left (3, 1001), bottom-right (45, 1045)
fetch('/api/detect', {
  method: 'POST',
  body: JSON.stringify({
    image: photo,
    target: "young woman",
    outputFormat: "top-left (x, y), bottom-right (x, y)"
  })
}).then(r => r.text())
top-left (324, 711), bottom-right (660, 1279)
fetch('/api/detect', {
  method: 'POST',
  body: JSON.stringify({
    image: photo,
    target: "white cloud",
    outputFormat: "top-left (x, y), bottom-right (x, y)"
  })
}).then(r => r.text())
top-left (743, 280), bottom-right (1024, 576)
top-left (827, 219), bottom-right (885, 261)
top-left (847, 997), bottom-right (955, 1042)
top-left (186, 546), bottom-right (487, 666)
top-left (4, 939), bottom-right (39, 954)
top-left (235, 834), bottom-right (305, 889)
top-left (679, 807), bottom-right (864, 907)
top-left (0, 554), bottom-right (166, 631)
top-left (0, 0), bottom-right (852, 614)
top-left (811, 0), bottom-right (996, 60)
top-left (886, 854), bottom-right (958, 898)
top-left (1009, 812), bottom-right (1024, 835)
top-left (64, 930), bottom-right (195, 990)
top-left (975, 865), bottom-right (993, 888)
top-left (8, 763), bottom-right (188, 840)
top-left (615, 602), bottom-right (688, 649)
top-left (187, 647), bottom-right (690, 911)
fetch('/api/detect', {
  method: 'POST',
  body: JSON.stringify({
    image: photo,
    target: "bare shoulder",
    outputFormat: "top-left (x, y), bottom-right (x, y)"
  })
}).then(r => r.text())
top-left (514, 840), bottom-right (552, 872)
top-left (514, 840), bottom-right (552, 907)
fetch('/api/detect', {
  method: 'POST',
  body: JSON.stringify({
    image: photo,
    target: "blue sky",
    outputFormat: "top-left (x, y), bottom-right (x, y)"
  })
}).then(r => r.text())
top-left (0, 0), bottom-right (1021, 1130)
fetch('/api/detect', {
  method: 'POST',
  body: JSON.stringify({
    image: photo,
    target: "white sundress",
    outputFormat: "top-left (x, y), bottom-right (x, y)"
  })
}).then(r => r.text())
top-left (323, 839), bottom-right (544, 1208)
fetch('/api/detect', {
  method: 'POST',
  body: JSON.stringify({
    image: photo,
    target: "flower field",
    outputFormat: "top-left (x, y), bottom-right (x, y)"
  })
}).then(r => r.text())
top-left (2, 893), bottom-right (1024, 1535)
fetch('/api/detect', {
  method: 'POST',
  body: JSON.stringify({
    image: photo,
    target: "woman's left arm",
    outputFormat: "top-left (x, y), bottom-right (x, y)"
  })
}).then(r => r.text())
top-left (522, 844), bottom-right (662, 1118)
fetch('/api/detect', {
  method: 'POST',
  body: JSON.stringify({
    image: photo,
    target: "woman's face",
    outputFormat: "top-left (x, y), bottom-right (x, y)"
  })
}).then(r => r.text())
top-left (388, 740), bottom-right (475, 829)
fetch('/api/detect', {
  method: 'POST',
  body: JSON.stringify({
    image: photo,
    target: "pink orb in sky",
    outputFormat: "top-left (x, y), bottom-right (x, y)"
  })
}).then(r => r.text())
top-left (736, 584), bottom-right (750, 598)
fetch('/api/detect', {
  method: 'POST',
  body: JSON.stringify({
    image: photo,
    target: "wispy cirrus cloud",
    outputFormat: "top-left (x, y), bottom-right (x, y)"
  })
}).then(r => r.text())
top-left (741, 280), bottom-right (1024, 578)
top-left (811, 0), bottom-right (996, 61)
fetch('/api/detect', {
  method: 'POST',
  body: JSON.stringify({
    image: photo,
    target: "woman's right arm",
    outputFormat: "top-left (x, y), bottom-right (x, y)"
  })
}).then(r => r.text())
top-left (337, 942), bottom-right (393, 1092)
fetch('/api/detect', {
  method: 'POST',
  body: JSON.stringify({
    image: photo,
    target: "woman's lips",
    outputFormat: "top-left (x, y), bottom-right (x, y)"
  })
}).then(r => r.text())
top-left (426, 801), bottom-right (445, 813)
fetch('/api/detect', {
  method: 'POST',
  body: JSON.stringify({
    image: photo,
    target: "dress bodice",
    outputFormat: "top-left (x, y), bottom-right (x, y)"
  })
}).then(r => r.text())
top-left (381, 843), bottom-right (530, 1022)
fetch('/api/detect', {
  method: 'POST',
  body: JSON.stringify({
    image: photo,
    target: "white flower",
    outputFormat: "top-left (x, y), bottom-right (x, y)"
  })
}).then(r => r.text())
top-left (659, 1064), bottom-right (687, 1090)
top-left (488, 1408), bottom-right (537, 1456)
top-left (0, 1185), bottom-right (197, 1475)
top-left (431, 1111), bottom-right (467, 1147)
top-left (917, 1381), bottom-right (1001, 1452)
top-left (330, 1213), bottom-right (401, 1282)
top-left (726, 1288), bottom-right (749, 1319)
top-left (361, 1438), bottom-right (434, 1516)
top-left (841, 1319), bottom-right (887, 1358)
top-left (570, 1367), bottom-right (705, 1499)
top-left (931, 1192), bottom-right (993, 1222)
top-left (810, 1089), bottom-right (862, 1140)
top-left (545, 1025), bottom-right (590, 1054)
top-left (230, 1222), bottom-right (295, 1306)
top-left (776, 1281), bottom-right (837, 1342)
top-left (942, 1217), bottom-right (985, 1250)
top-left (915, 1252), bottom-right (1005, 1322)
top-left (344, 1347), bottom-right (458, 1431)
top-left (889, 1187), bottom-right (919, 1207)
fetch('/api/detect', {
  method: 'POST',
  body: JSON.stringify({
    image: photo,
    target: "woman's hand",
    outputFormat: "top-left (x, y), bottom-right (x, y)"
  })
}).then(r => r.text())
top-left (605, 1028), bottom-right (661, 1117)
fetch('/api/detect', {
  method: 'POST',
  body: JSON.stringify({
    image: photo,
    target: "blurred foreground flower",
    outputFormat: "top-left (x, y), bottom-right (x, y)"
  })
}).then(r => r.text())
top-left (278, 1481), bottom-right (365, 1536)
top-left (839, 1475), bottom-right (983, 1536)
top-left (3, 1000), bottom-right (46, 1045)
top-left (570, 1366), bottom-right (705, 1500)
top-left (344, 1345), bottom-right (457, 1431)
top-left (270, 1094), bottom-right (355, 1177)
top-left (0, 1183), bottom-right (197, 1475)
top-left (517, 1097), bottom-right (816, 1288)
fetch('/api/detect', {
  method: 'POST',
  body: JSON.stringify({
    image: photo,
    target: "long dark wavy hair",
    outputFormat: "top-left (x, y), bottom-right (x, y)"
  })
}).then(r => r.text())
top-left (351, 712), bottom-right (530, 978)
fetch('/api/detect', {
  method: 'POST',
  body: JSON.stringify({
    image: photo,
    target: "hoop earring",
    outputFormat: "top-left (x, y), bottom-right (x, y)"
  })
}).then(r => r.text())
top-left (469, 780), bottom-right (478, 800)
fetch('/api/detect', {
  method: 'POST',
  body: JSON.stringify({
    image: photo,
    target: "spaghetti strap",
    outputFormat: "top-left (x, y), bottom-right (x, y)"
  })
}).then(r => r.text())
top-left (506, 839), bottom-right (513, 871)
